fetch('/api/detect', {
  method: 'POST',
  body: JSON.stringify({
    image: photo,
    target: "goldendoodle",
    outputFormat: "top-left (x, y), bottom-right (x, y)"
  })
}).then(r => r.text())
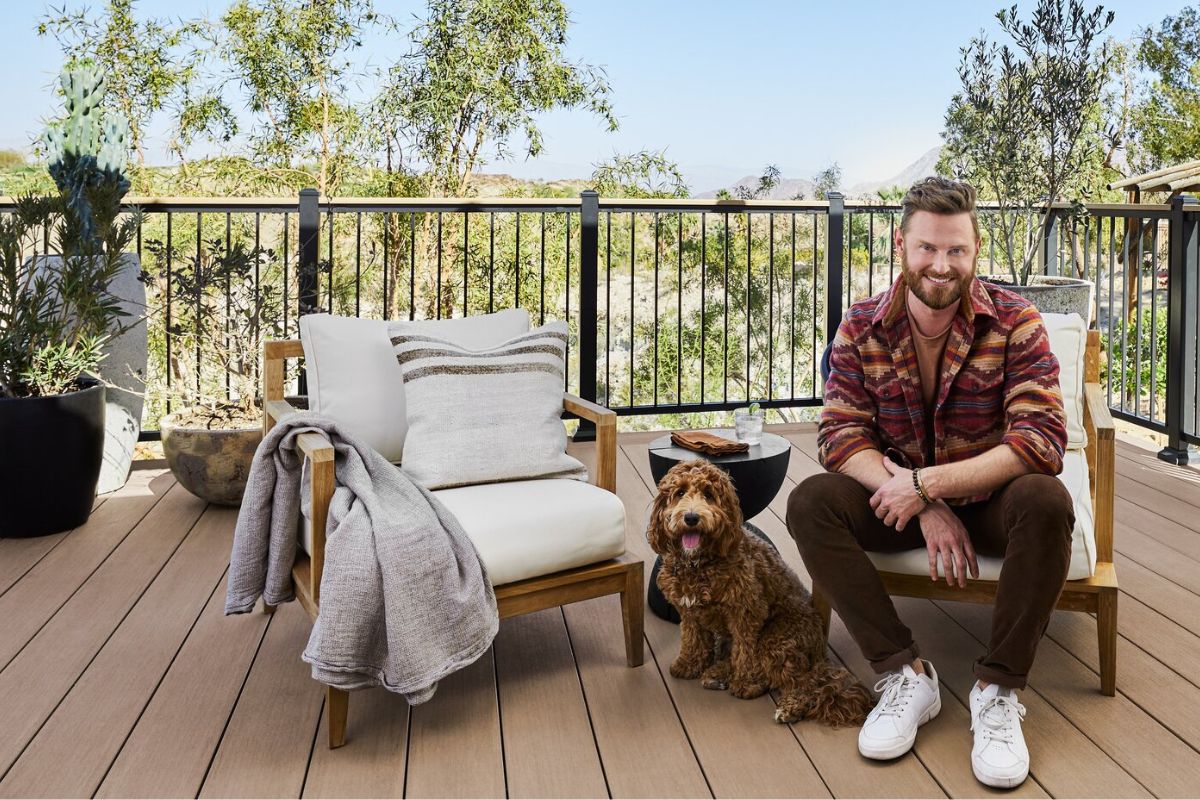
top-left (648, 459), bottom-right (872, 725)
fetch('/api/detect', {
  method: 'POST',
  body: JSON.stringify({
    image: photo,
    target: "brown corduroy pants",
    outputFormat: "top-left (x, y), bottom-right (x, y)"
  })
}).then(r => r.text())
top-left (787, 471), bottom-right (1074, 689)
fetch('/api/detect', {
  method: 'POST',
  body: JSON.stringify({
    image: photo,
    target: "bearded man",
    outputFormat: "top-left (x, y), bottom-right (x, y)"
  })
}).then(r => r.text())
top-left (788, 177), bottom-right (1071, 788)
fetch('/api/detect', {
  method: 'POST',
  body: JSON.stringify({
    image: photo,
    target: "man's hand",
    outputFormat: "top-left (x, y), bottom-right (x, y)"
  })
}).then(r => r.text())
top-left (917, 502), bottom-right (979, 588)
top-left (869, 457), bottom-right (926, 531)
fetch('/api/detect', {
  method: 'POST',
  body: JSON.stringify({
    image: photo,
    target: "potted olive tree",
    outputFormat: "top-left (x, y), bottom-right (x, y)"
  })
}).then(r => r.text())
top-left (149, 237), bottom-right (282, 505)
top-left (0, 66), bottom-right (140, 536)
top-left (940, 0), bottom-right (1116, 324)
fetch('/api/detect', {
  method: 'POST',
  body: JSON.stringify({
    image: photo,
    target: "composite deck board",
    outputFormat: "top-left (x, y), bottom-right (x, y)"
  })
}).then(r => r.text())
top-left (0, 480), bottom-right (204, 781)
top-left (493, 609), bottom-right (610, 799)
top-left (617, 446), bottom-right (835, 799)
top-left (302, 689), bottom-right (410, 798)
top-left (0, 507), bottom-right (237, 797)
top-left (1044, 608), bottom-right (1200, 748)
top-left (561, 594), bottom-right (712, 799)
top-left (7, 427), bottom-right (1200, 797)
top-left (199, 600), bottom-right (324, 799)
top-left (0, 496), bottom-right (104, 596)
top-left (402, 649), bottom-right (505, 799)
top-left (0, 470), bottom-right (175, 670)
top-left (97, 576), bottom-right (271, 799)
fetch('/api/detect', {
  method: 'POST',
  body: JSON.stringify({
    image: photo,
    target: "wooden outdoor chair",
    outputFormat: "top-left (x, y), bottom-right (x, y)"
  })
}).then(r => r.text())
top-left (261, 338), bottom-right (645, 748)
top-left (813, 327), bottom-right (1119, 696)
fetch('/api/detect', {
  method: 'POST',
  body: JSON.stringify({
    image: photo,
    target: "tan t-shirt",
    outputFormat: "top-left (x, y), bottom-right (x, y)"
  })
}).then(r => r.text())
top-left (913, 321), bottom-right (952, 413)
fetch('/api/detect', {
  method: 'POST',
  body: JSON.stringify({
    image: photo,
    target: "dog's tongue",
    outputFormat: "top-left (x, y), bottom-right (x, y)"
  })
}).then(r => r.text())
top-left (682, 532), bottom-right (701, 550)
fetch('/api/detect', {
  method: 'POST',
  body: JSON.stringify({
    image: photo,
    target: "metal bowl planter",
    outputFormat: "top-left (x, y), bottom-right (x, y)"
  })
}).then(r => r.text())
top-left (0, 380), bottom-right (106, 537)
top-left (160, 411), bottom-right (262, 506)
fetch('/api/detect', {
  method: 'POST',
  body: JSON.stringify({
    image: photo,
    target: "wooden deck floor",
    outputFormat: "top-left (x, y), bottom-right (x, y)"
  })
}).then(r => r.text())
top-left (3, 424), bottom-right (1200, 798)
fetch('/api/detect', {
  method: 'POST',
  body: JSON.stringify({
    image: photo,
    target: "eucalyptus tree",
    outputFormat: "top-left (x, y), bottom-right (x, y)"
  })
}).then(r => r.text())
top-left (373, 0), bottom-right (618, 199)
top-left (940, 0), bottom-right (1116, 284)
top-left (217, 0), bottom-right (379, 195)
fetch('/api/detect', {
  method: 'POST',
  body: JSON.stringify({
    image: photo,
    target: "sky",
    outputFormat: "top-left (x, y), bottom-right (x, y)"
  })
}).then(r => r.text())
top-left (0, 0), bottom-right (1186, 193)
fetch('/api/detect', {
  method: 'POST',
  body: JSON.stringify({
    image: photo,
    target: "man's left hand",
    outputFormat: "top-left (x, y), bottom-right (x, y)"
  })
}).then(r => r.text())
top-left (869, 457), bottom-right (927, 531)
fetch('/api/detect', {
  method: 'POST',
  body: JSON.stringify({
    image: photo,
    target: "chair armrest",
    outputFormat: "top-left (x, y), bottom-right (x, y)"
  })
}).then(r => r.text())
top-left (262, 395), bottom-right (335, 608)
top-left (1084, 383), bottom-right (1114, 438)
top-left (563, 392), bottom-right (617, 494)
top-left (1083, 381), bottom-right (1115, 564)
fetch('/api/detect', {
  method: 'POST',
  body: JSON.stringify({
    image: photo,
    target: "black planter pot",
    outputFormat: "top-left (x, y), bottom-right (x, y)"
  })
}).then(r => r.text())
top-left (0, 380), bottom-right (106, 537)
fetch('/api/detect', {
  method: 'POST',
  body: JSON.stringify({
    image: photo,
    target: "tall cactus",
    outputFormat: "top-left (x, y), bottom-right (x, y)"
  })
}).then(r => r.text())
top-left (42, 61), bottom-right (131, 252)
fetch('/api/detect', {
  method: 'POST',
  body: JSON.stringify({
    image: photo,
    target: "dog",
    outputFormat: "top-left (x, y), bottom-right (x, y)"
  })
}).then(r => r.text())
top-left (648, 460), bottom-right (872, 726)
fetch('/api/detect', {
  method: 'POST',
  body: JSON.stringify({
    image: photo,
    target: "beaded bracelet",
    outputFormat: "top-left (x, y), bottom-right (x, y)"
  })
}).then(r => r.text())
top-left (912, 468), bottom-right (933, 505)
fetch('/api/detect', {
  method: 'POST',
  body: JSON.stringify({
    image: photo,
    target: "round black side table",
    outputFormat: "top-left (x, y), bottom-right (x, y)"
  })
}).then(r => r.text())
top-left (645, 430), bottom-right (791, 622)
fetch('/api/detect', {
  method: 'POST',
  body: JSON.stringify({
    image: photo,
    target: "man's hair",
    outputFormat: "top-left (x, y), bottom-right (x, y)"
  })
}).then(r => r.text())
top-left (900, 177), bottom-right (980, 241)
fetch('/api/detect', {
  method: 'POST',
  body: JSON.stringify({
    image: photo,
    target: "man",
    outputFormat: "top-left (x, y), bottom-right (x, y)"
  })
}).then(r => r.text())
top-left (787, 177), bottom-right (1073, 789)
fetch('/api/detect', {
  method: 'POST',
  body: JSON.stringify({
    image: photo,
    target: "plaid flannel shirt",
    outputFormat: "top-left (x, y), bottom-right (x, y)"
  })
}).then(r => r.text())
top-left (818, 276), bottom-right (1067, 505)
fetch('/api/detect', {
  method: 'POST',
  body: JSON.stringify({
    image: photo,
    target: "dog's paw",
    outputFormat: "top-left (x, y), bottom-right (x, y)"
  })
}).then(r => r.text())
top-left (729, 679), bottom-right (769, 699)
top-left (774, 706), bottom-right (800, 724)
top-left (700, 660), bottom-right (731, 690)
top-left (670, 658), bottom-right (704, 680)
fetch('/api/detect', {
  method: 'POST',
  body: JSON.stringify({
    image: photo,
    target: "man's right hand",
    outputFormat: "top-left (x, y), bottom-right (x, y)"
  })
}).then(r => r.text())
top-left (917, 502), bottom-right (979, 588)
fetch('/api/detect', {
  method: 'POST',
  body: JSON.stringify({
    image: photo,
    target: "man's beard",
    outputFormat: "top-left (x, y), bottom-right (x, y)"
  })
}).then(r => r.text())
top-left (901, 250), bottom-right (974, 311)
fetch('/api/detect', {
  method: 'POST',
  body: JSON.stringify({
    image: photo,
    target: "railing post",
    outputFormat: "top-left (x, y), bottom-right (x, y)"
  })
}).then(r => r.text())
top-left (574, 189), bottom-right (600, 442)
top-left (297, 188), bottom-right (320, 394)
top-left (1159, 194), bottom-right (1199, 464)
top-left (825, 192), bottom-right (845, 345)
top-left (1041, 205), bottom-right (1060, 277)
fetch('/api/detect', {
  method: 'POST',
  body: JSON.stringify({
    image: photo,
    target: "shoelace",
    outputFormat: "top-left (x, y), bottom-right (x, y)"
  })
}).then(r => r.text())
top-left (974, 695), bottom-right (1027, 744)
top-left (872, 671), bottom-right (918, 718)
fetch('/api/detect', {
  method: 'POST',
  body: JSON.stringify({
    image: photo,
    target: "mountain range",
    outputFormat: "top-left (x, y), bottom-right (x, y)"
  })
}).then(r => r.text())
top-left (695, 146), bottom-right (944, 200)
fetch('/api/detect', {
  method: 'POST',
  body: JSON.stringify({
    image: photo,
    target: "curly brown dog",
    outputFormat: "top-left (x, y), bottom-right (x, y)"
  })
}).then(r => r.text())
top-left (648, 460), bottom-right (872, 726)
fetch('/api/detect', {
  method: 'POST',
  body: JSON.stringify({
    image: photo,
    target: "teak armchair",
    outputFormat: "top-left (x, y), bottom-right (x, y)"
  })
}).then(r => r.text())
top-left (261, 339), bottom-right (645, 748)
top-left (813, 330), bottom-right (1119, 695)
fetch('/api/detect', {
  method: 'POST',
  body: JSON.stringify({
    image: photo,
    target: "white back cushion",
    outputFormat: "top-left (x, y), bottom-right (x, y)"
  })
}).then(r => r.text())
top-left (299, 309), bottom-right (530, 462)
top-left (1042, 312), bottom-right (1087, 450)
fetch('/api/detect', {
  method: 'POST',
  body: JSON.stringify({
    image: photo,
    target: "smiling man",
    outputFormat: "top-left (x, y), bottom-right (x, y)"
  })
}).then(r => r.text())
top-left (787, 177), bottom-right (1071, 788)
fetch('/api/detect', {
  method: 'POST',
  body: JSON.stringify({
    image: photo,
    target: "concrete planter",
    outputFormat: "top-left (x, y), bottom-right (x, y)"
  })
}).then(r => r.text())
top-left (982, 275), bottom-right (1094, 325)
top-left (160, 411), bottom-right (262, 506)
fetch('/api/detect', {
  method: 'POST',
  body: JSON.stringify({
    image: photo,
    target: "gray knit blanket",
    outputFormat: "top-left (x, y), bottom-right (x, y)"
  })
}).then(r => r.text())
top-left (225, 412), bottom-right (498, 704)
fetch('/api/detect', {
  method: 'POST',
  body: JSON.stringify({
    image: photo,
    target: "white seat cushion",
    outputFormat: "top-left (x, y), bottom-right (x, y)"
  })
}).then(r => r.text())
top-left (1042, 312), bottom-right (1086, 449)
top-left (299, 310), bottom-right (530, 463)
top-left (866, 448), bottom-right (1096, 580)
top-left (300, 479), bottom-right (626, 587)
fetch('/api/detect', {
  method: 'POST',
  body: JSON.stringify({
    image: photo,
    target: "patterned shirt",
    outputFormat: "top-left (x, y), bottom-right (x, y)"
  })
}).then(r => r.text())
top-left (818, 275), bottom-right (1067, 505)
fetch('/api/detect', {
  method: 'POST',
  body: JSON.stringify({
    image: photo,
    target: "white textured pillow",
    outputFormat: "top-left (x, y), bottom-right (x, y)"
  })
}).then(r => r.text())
top-left (391, 320), bottom-right (588, 490)
top-left (299, 309), bottom-right (530, 462)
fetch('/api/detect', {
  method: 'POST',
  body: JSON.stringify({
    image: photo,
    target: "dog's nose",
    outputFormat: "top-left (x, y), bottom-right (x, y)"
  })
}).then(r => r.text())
top-left (684, 512), bottom-right (700, 527)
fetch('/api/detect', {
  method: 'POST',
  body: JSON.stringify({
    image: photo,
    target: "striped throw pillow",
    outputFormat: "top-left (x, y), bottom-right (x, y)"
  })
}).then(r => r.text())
top-left (389, 320), bottom-right (588, 490)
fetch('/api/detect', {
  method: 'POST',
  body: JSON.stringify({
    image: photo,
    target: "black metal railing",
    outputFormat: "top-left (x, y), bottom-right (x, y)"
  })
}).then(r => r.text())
top-left (5, 189), bottom-right (1199, 463)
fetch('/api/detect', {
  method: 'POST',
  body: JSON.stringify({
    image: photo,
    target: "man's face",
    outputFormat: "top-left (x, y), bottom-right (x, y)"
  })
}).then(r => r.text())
top-left (895, 210), bottom-right (980, 311)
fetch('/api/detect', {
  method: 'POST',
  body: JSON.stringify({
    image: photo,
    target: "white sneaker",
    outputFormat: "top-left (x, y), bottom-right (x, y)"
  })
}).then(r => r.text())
top-left (970, 682), bottom-right (1029, 788)
top-left (858, 660), bottom-right (942, 760)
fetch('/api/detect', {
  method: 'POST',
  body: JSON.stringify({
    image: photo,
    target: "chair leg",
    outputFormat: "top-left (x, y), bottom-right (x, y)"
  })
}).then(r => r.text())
top-left (812, 586), bottom-right (832, 645)
top-left (1098, 589), bottom-right (1118, 697)
top-left (327, 686), bottom-right (349, 748)
top-left (621, 561), bottom-right (645, 667)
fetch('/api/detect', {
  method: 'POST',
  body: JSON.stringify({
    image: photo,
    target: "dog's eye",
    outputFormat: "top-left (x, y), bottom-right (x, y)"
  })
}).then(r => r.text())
top-left (676, 488), bottom-right (686, 499)
top-left (703, 489), bottom-right (714, 501)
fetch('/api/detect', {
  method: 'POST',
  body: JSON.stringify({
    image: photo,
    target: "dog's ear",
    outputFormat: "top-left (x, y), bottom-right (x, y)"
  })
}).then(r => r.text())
top-left (710, 464), bottom-right (745, 557)
top-left (646, 471), bottom-right (677, 555)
